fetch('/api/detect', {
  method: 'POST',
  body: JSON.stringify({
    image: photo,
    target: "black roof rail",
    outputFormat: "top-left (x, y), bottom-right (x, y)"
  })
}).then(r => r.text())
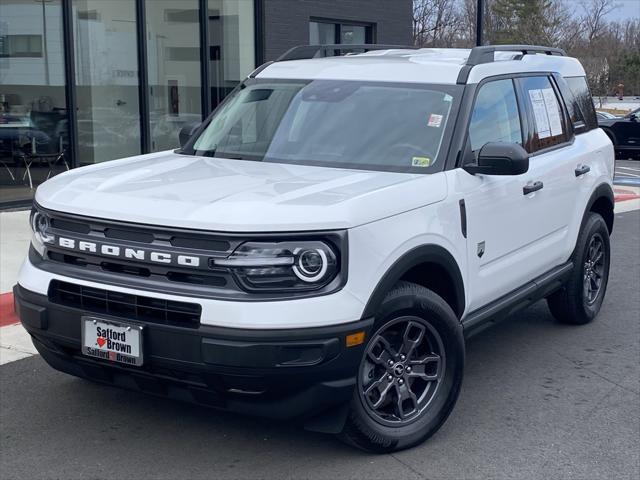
top-left (466, 45), bottom-right (566, 66)
top-left (457, 44), bottom-right (567, 84)
top-left (276, 44), bottom-right (418, 62)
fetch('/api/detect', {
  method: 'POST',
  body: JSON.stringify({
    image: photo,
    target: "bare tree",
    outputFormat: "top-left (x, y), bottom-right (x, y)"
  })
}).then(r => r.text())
top-left (413, 0), bottom-right (462, 47)
top-left (410, 0), bottom-right (640, 95)
top-left (581, 0), bottom-right (616, 45)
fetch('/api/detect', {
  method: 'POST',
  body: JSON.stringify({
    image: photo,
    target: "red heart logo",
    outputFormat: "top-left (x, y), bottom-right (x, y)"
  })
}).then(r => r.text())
top-left (96, 337), bottom-right (106, 347)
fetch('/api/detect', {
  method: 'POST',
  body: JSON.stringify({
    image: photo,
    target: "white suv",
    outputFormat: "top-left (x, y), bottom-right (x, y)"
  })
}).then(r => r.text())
top-left (15, 44), bottom-right (615, 452)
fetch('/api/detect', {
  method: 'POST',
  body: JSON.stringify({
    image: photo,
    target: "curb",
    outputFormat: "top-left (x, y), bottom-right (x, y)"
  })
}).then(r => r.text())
top-left (613, 186), bottom-right (640, 203)
top-left (0, 293), bottom-right (19, 327)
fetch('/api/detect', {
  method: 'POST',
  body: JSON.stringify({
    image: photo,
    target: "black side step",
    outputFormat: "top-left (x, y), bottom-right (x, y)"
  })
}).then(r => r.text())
top-left (462, 261), bottom-right (573, 338)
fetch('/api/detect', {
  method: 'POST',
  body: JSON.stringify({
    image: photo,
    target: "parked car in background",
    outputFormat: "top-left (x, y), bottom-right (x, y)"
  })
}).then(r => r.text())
top-left (598, 107), bottom-right (640, 159)
top-left (596, 111), bottom-right (618, 120)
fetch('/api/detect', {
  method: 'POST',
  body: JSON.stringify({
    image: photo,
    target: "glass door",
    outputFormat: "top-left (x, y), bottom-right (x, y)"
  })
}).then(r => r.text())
top-left (146, 0), bottom-right (202, 152)
top-left (72, 0), bottom-right (140, 165)
top-left (0, 0), bottom-right (69, 206)
top-left (208, 0), bottom-right (255, 110)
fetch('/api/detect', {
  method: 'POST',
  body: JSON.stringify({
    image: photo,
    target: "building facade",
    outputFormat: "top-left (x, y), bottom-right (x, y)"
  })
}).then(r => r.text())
top-left (0, 0), bottom-right (412, 208)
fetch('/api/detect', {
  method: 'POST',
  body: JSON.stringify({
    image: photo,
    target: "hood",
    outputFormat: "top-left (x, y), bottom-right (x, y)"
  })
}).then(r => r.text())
top-left (36, 151), bottom-right (447, 232)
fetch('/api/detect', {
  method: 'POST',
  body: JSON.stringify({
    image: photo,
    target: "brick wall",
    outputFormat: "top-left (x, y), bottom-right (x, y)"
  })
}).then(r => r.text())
top-left (261, 0), bottom-right (413, 62)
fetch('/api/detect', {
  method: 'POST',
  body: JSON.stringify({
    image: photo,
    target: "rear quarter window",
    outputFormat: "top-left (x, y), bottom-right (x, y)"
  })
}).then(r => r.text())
top-left (564, 76), bottom-right (598, 131)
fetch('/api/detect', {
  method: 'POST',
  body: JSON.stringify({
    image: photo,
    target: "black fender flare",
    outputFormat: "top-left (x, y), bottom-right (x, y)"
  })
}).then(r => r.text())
top-left (599, 126), bottom-right (617, 146)
top-left (582, 182), bottom-right (615, 233)
top-left (361, 244), bottom-right (465, 320)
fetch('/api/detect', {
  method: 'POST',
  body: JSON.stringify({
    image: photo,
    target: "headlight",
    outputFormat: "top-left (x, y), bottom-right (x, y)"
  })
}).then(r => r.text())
top-left (214, 240), bottom-right (339, 292)
top-left (30, 209), bottom-right (54, 256)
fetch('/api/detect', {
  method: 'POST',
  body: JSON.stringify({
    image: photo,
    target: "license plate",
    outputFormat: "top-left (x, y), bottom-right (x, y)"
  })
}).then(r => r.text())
top-left (81, 317), bottom-right (143, 366)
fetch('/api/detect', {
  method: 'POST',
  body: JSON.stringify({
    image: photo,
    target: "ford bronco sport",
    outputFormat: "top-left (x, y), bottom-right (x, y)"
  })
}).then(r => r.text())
top-left (15, 44), bottom-right (615, 452)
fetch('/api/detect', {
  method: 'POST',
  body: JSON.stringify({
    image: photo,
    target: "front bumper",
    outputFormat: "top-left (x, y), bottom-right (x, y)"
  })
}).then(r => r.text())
top-left (14, 284), bottom-right (372, 421)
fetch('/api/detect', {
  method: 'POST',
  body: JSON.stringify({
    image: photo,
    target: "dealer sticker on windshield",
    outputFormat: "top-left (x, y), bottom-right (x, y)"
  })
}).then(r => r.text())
top-left (412, 156), bottom-right (432, 167)
top-left (427, 114), bottom-right (443, 128)
top-left (82, 317), bottom-right (143, 366)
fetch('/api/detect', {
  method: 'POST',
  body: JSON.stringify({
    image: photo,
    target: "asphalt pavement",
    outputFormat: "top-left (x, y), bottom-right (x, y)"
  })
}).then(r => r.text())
top-left (615, 159), bottom-right (640, 186)
top-left (1, 211), bottom-right (639, 480)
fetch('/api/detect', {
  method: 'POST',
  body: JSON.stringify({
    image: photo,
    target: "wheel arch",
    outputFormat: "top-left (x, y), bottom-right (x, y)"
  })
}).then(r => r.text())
top-left (585, 183), bottom-right (615, 234)
top-left (599, 126), bottom-right (617, 146)
top-left (361, 245), bottom-right (465, 321)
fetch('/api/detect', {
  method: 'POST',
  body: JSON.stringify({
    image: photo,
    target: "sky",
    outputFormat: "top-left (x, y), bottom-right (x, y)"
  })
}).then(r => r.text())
top-left (602, 0), bottom-right (640, 21)
top-left (564, 0), bottom-right (640, 21)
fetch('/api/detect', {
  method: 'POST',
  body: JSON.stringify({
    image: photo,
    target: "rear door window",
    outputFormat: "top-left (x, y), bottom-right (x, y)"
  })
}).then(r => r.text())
top-left (518, 76), bottom-right (568, 152)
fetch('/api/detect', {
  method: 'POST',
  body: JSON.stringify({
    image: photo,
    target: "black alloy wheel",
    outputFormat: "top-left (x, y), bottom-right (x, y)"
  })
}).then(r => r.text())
top-left (359, 317), bottom-right (445, 426)
top-left (547, 212), bottom-right (611, 325)
top-left (341, 282), bottom-right (464, 453)
top-left (583, 233), bottom-right (606, 305)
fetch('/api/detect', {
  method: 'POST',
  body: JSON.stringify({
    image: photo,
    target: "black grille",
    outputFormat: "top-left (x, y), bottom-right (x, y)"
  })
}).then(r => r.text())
top-left (49, 280), bottom-right (202, 328)
top-left (44, 210), bottom-right (238, 290)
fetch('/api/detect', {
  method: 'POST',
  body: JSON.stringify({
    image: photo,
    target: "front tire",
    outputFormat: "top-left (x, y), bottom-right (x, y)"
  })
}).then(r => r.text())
top-left (340, 282), bottom-right (464, 453)
top-left (547, 212), bottom-right (611, 325)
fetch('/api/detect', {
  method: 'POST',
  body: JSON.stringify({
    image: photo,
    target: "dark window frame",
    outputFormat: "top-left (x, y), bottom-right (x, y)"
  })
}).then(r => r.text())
top-left (452, 72), bottom-right (578, 170)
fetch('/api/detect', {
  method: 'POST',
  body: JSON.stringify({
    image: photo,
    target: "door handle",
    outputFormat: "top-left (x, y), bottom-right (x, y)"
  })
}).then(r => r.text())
top-left (523, 181), bottom-right (544, 195)
top-left (575, 164), bottom-right (591, 177)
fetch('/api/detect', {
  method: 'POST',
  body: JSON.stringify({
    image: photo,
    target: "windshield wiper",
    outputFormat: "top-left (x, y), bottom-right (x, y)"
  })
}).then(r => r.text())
top-left (197, 149), bottom-right (253, 161)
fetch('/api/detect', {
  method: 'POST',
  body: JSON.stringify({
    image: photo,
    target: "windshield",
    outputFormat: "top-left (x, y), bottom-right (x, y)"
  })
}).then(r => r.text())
top-left (188, 79), bottom-right (461, 173)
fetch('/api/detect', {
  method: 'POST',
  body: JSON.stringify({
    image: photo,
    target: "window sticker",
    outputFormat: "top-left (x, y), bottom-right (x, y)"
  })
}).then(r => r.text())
top-left (427, 114), bottom-right (443, 128)
top-left (412, 156), bottom-right (431, 167)
top-left (528, 88), bottom-right (563, 139)
top-left (542, 89), bottom-right (563, 136)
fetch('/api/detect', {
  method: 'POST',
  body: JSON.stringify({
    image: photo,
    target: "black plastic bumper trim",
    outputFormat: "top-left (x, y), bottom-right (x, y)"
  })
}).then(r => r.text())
top-left (462, 261), bottom-right (573, 337)
top-left (13, 286), bottom-right (48, 330)
top-left (14, 284), bottom-right (373, 421)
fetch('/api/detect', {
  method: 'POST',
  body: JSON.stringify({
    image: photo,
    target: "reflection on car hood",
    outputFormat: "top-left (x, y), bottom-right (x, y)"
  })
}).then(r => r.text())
top-left (36, 151), bottom-right (448, 232)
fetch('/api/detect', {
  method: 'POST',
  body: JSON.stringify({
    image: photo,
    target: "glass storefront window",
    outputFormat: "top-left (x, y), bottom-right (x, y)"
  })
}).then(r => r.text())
top-left (147, 1), bottom-right (202, 152)
top-left (309, 20), bottom-right (374, 48)
top-left (310, 21), bottom-right (336, 45)
top-left (73, 0), bottom-right (141, 165)
top-left (341, 25), bottom-right (366, 44)
top-left (0, 0), bottom-right (68, 205)
top-left (208, 0), bottom-right (255, 109)
top-left (0, 0), bottom-right (258, 208)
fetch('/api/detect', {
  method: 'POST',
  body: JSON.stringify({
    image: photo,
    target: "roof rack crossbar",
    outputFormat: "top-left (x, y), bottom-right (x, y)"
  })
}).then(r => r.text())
top-left (465, 44), bottom-right (566, 66)
top-left (276, 44), bottom-right (418, 62)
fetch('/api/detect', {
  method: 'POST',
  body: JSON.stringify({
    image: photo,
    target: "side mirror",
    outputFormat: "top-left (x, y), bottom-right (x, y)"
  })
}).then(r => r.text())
top-left (629, 113), bottom-right (638, 122)
top-left (573, 121), bottom-right (587, 134)
top-left (463, 142), bottom-right (529, 176)
top-left (178, 121), bottom-right (201, 148)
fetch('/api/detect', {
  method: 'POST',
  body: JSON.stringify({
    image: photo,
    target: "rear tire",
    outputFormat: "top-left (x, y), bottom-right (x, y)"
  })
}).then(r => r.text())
top-left (340, 281), bottom-right (464, 453)
top-left (547, 212), bottom-right (611, 325)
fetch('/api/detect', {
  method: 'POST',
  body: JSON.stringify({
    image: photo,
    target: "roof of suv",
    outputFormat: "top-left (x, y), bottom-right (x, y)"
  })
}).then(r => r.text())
top-left (256, 46), bottom-right (586, 85)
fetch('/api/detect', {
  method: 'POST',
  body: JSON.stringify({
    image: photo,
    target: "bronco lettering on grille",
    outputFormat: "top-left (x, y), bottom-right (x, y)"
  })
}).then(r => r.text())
top-left (56, 236), bottom-right (201, 267)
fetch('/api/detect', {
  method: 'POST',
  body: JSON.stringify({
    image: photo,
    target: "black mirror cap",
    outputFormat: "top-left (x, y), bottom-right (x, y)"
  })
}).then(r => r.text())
top-left (463, 142), bottom-right (529, 176)
top-left (178, 121), bottom-right (202, 149)
top-left (573, 121), bottom-right (588, 134)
